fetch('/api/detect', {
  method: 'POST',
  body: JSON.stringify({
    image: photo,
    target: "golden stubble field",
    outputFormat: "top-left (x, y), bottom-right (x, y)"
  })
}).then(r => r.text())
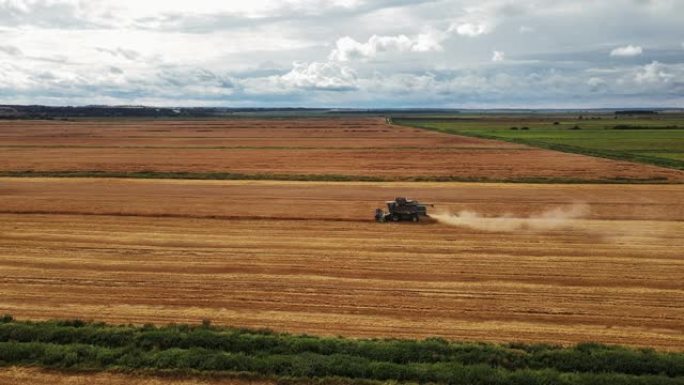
top-left (1, 178), bottom-right (682, 350)
top-left (1, 118), bottom-right (683, 181)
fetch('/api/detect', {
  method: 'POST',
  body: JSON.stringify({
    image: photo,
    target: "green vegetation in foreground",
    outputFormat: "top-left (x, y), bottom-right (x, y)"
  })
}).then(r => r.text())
top-left (394, 116), bottom-right (684, 170)
top-left (0, 170), bottom-right (673, 184)
top-left (1, 316), bottom-right (683, 385)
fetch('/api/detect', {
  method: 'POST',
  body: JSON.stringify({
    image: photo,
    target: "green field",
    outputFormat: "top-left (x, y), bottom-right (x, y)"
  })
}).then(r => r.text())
top-left (394, 114), bottom-right (684, 170)
top-left (2, 317), bottom-right (684, 385)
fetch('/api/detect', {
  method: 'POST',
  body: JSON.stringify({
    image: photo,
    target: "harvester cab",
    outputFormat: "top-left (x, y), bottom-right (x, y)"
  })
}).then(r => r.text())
top-left (375, 197), bottom-right (433, 222)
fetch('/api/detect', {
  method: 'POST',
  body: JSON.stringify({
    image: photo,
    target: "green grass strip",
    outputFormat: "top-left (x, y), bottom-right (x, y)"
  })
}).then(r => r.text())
top-left (394, 119), bottom-right (684, 171)
top-left (0, 316), bottom-right (683, 384)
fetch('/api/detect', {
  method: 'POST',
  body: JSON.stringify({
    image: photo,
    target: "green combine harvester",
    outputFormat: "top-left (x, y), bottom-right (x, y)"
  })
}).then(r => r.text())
top-left (375, 197), bottom-right (433, 222)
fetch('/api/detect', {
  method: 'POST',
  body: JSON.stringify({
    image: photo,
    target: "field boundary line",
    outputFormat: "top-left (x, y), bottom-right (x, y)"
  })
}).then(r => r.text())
top-left (0, 171), bottom-right (677, 184)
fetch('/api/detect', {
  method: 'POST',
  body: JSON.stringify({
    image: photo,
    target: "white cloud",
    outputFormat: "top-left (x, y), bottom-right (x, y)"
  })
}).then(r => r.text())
top-left (412, 31), bottom-right (445, 52)
top-left (587, 76), bottom-right (607, 92)
top-left (0, 45), bottom-right (22, 56)
top-left (635, 61), bottom-right (673, 84)
top-left (610, 45), bottom-right (643, 57)
top-left (492, 50), bottom-right (505, 62)
top-left (329, 32), bottom-right (443, 61)
top-left (96, 47), bottom-right (140, 61)
top-left (587, 77), bottom-right (605, 87)
top-left (443, 0), bottom-right (514, 38)
top-left (277, 61), bottom-right (357, 91)
top-left (450, 22), bottom-right (491, 37)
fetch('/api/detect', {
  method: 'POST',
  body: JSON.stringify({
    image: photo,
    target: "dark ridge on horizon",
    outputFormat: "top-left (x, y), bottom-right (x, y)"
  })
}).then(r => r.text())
top-left (1, 104), bottom-right (682, 119)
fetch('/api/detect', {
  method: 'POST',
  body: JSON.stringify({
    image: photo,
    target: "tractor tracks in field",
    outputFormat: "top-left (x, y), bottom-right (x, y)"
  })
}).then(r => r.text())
top-left (0, 209), bottom-right (375, 223)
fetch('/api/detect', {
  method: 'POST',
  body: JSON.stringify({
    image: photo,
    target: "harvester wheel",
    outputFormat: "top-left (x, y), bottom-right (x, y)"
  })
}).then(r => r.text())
top-left (390, 214), bottom-right (399, 222)
top-left (411, 215), bottom-right (419, 222)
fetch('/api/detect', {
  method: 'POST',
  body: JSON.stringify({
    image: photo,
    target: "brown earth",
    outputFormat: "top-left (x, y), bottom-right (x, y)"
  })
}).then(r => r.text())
top-left (1, 178), bottom-right (682, 350)
top-left (1, 118), bottom-right (682, 181)
top-left (0, 367), bottom-right (273, 385)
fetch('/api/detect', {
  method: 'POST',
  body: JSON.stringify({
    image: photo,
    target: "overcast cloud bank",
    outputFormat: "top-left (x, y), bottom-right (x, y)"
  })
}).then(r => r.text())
top-left (0, 0), bottom-right (682, 107)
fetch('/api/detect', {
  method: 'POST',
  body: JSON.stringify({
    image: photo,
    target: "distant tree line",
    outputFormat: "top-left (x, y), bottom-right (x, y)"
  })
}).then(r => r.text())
top-left (615, 110), bottom-right (658, 115)
top-left (0, 106), bottom-right (358, 119)
top-left (0, 105), bottom-right (218, 119)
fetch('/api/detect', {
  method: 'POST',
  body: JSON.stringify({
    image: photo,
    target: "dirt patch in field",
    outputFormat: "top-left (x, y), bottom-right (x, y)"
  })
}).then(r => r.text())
top-left (0, 179), bottom-right (682, 350)
top-left (0, 367), bottom-right (273, 385)
top-left (1, 118), bottom-right (682, 181)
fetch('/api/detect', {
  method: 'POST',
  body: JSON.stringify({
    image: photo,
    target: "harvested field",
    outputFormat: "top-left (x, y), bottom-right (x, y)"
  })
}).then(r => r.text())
top-left (0, 118), bottom-right (502, 148)
top-left (1, 177), bottom-right (684, 221)
top-left (1, 119), bottom-right (682, 182)
top-left (0, 367), bottom-right (272, 385)
top-left (0, 178), bottom-right (682, 350)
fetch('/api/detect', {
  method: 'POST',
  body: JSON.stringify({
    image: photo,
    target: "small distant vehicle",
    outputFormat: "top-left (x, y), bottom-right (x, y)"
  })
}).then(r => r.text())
top-left (375, 197), bottom-right (433, 222)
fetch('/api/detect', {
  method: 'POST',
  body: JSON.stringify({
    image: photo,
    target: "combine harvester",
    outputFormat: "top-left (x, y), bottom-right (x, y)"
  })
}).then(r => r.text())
top-left (375, 197), bottom-right (433, 223)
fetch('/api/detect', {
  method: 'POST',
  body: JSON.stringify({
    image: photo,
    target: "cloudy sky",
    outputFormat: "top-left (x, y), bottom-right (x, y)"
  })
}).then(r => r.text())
top-left (0, 0), bottom-right (683, 108)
